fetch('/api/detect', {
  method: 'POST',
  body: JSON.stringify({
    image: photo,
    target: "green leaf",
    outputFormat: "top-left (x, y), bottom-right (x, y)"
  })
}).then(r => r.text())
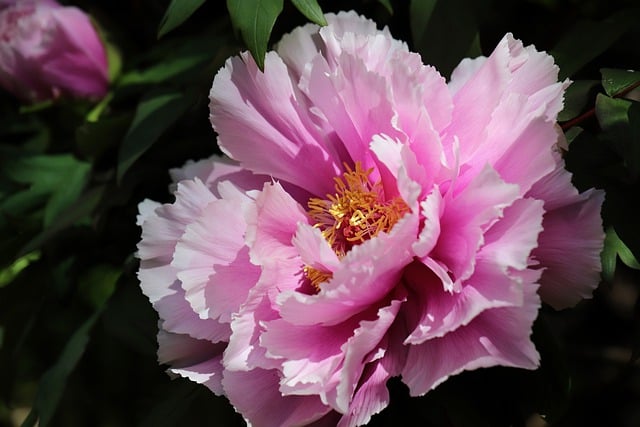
top-left (410, 0), bottom-right (437, 45)
top-left (596, 94), bottom-right (632, 132)
top-left (19, 185), bottom-right (106, 256)
top-left (119, 31), bottom-right (230, 87)
top-left (76, 113), bottom-right (131, 160)
top-left (411, 0), bottom-right (488, 78)
top-left (595, 93), bottom-right (640, 177)
top-left (601, 68), bottom-right (640, 97)
top-left (21, 309), bottom-right (103, 427)
top-left (602, 226), bottom-right (640, 281)
top-left (119, 52), bottom-right (212, 86)
top-left (1, 154), bottom-right (91, 228)
top-left (558, 80), bottom-right (599, 122)
top-left (0, 251), bottom-right (40, 287)
top-left (290, 0), bottom-right (326, 25)
top-left (158, 0), bottom-right (207, 38)
top-left (377, 0), bottom-right (393, 14)
top-left (78, 264), bottom-right (121, 309)
top-left (550, 9), bottom-right (637, 79)
top-left (226, 0), bottom-right (284, 70)
top-left (117, 89), bottom-right (194, 181)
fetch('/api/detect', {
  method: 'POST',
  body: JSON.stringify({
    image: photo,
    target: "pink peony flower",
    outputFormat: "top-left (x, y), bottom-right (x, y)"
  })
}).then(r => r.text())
top-left (0, 0), bottom-right (108, 102)
top-left (137, 12), bottom-right (605, 427)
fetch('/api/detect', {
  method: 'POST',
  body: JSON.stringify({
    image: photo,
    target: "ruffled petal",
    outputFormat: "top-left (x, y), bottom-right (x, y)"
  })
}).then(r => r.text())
top-left (433, 165), bottom-right (520, 283)
top-left (246, 181), bottom-right (309, 265)
top-left (223, 368), bottom-right (331, 427)
top-left (277, 212), bottom-right (418, 326)
top-left (137, 179), bottom-right (224, 341)
top-left (168, 155), bottom-right (266, 196)
top-left (157, 329), bottom-right (226, 395)
top-left (445, 33), bottom-right (566, 169)
top-left (405, 198), bottom-right (544, 344)
top-left (401, 276), bottom-right (541, 395)
top-left (173, 196), bottom-right (259, 324)
top-left (528, 165), bottom-right (605, 308)
top-left (210, 51), bottom-right (342, 196)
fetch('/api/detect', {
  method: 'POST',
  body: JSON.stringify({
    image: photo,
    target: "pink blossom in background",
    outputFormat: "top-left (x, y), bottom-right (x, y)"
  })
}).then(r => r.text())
top-left (137, 12), bottom-right (605, 427)
top-left (0, 0), bottom-right (108, 102)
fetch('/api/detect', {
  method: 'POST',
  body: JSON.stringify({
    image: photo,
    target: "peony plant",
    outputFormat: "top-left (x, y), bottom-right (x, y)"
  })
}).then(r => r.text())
top-left (137, 12), bottom-right (605, 427)
top-left (0, 0), bottom-right (109, 102)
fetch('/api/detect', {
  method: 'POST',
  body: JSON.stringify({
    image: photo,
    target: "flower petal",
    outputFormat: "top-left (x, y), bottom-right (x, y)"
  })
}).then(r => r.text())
top-left (528, 164), bottom-right (605, 308)
top-left (277, 213), bottom-right (418, 326)
top-left (223, 368), bottom-right (331, 427)
top-left (402, 277), bottom-right (541, 395)
top-left (210, 51), bottom-right (342, 196)
top-left (157, 329), bottom-right (226, 395)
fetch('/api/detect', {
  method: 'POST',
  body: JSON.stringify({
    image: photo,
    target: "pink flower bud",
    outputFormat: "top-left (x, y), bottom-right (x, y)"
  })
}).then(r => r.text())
top-left (0, 0), bottom-right (109, 102)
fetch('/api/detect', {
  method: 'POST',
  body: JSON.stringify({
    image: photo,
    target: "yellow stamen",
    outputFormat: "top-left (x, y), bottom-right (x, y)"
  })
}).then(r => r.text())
top-left (304, 162), bottom-right (409, 290)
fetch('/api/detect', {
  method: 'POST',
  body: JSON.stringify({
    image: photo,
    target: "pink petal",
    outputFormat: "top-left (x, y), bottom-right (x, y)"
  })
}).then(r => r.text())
top-left (168, 155), bottom-right (266, 196)
top-left (224, 256), bottom-right (303, 372)
top-left (277, 213), bottom-right (418, 326)
top-left (334, 295), bottom-right (405, 413)
top-left (173, 195), bottom-right (259, 323)
top-left (292, 222), bottom-right (341, 272)
top-left (529, 169), bottom-right (605, 308)
top-left (223, 368), bottom-right (331, 427)
top-left (301, 51), bottom-right (397, 175)
top-left (137, 179), bottom-right (225, 341)
top-left (405, 198), bottom-right (544, 344)
top-left (402, 277), bottom-right (541, 395)
top-left (433, 165), bottom-right (520, 282)
top-left (412, 187), bottom-right (444, 258)
top-left (155, 280), bottom-right (231, 343)
top-left (157, 329), bottom-right (226, 395)
top-left (455, 98), bottom-right (559, 194)
top-left (246, 182), bottom-right (309, 265)
top-left (210, 51), bottom-right (342, 196)
top-left (445, 33), bottom-right (565, 167)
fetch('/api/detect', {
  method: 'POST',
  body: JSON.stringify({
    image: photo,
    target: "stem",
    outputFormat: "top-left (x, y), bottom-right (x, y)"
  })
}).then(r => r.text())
top-left (560, 80), bottom-right (640, 131)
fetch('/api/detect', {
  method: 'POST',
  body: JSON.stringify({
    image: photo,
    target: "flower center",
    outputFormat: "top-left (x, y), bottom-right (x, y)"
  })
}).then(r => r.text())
top-left (304, 162), bottom-right (409, 289)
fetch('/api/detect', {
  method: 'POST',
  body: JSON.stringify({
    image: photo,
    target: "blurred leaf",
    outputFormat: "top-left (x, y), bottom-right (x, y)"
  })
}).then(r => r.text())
top-left (0, 251), bottom-right (40, 287)
top-left (377, 0), bottom-right (393, 14)
top-left (77, 113), bottom-right (131, 160)
top-left (85, 92), bottom-right (113, 123)
top-left (596, 94), bottom-right (632, 132)
top-left (119, 51), bottom-right (212, 86)
top-left (105, 40), bottom-right (123, 83)
top-left (290, 0), bottom-right (326, 25)
top-left (551, 9), bottom-right (637, 79)
top-left (410, 0), bottom-right (437, 46)
top-left (411, 0), bottom-right (488, 77)
top-left (102, 271), bottom-right (158, 357)
top-left (117, 89), bottom-right (194, 181)
top-left (629, 102), bottom-right (640, 178)
top-left (18, 100), bottom-right (54, 114)
top-left (1, 154), bottom-right (91, 228)
top-left (466, 33), bottom-right (482, 57)
top-left (558, 80), bottom-right (599, 122)
top-left (565, 126), bottom-right (584, 144)
top-left (602, 226), bottom-right (640, 281)
top-left (19, 185), bottom-right (106, 256)
top-left (21, 308), bottom-right (103, 427)
top-left (595, 94), bottom-right (640, 177)
top-left (226, 0), bottom-right (284, 69)
top-left (601, 68), bottom-right (640, 97)
top-left (78, 264), bottom-right (121, 309)
top-left (158, 0), bottom-right (207, 38)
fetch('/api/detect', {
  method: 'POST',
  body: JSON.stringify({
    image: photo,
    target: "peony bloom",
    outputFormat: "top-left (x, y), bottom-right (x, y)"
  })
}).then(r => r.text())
top-left (0, 0), bottom-right (108, 102)
top-left (137, 12), bottom-right (605, 427)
